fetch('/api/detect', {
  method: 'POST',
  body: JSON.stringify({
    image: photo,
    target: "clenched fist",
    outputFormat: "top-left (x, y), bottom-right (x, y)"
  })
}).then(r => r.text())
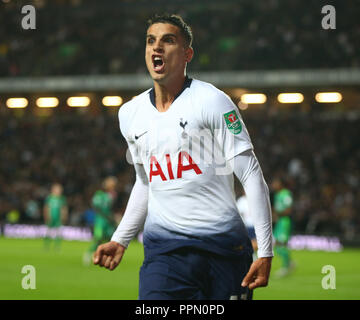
top-left (93, 241), bottom-right (126, 271)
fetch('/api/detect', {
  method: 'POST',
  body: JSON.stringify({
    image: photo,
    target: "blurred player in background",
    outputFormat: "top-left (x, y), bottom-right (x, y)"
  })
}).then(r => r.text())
top-left (43, 183), bottom-right (68, 251)
top-left (236, 191), bottom-right (258, 261)
top-left (94, 14), bottom-right (273, 300)
top-left (83, 176), bottom-right (118, 266)
top-left (272, 177), bottom-right (295, 277)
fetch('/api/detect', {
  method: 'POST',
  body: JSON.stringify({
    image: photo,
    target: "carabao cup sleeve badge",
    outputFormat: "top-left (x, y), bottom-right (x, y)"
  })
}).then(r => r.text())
top-left (223, 110), bottom-right (242, 135)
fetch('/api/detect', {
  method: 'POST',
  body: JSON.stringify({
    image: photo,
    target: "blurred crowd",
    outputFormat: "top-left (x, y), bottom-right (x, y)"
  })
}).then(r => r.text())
top-left (1, 106), bottom-right (359, 239)
top-left (0, 0), bottom-right (359, 77)
top-left (0, 109), bottom-right (134, 227)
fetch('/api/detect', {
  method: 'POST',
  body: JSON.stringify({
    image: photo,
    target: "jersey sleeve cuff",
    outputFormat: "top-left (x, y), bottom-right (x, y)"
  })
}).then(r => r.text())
top-left (110, 235), bottom-right (130, 248)
top-left (257, 250), bottom-right (274, 258)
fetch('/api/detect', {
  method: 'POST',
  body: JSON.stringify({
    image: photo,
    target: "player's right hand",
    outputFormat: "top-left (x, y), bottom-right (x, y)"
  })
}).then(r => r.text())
top-left (93, 241), bottom-right (125, 271)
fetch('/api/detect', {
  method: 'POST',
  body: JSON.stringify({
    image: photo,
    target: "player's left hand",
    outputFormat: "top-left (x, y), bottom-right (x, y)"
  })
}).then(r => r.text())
top-left (241, 257), bottom-right (272, 290)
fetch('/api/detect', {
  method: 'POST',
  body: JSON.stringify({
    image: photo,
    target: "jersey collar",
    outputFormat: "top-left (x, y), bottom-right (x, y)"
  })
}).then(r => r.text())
top-left (149, 76), bottom-right (193, 109)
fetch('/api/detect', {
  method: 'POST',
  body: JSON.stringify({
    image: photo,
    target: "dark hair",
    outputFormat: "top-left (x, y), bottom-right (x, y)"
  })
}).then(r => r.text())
top-left (147, 13), bottom-right (193, 48)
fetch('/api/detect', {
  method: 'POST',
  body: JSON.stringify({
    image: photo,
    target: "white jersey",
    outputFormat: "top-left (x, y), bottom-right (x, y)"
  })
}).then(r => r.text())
top-left (119, 78), bottom-right (254, 257)
top-left (236, 195), bottom-right (254, 228)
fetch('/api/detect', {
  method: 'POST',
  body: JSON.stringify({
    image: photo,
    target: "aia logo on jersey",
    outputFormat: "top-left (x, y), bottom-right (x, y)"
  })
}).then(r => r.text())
top-left (149, 151), bottom-right (202, 182)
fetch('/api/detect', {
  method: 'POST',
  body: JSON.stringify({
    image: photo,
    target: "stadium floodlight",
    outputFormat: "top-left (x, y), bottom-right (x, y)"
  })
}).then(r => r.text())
top-left (277, 93), bottom-right (304, 103)
top-left (241, 93), bottom-right (267, 104)
top-left (67, 96), bottom-right (90, 107)
top-left (36, 97), bottom-right (59, 108)
top-left (102, 96), bottom-right (123, 107)
top-left (315, 92), bottom-right (342, 103)
top-left (6, 98), bottom-right (28, 108)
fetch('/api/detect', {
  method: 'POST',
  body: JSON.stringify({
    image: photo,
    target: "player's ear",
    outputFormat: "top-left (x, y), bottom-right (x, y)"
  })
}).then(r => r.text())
top-left (185, 46), bottom-right (194, 63)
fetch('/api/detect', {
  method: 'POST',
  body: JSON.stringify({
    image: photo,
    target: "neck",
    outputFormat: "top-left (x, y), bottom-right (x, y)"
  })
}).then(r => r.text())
top-left (153, 75), bottom-right (186, 112)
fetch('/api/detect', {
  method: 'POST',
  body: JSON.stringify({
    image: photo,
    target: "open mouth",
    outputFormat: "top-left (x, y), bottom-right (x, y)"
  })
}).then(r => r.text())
top-left (152, 55), bottom-right (165, 72)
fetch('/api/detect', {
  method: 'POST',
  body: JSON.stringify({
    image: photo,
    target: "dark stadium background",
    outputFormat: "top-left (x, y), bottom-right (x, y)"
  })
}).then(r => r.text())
top-left (0, 0), bottom-right (359, 300)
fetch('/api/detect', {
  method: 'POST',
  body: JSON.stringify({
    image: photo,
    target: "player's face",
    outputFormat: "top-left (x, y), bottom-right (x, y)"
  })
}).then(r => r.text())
top-left (145, 23), bottom-right (193, 84)
top-left (271, 180), bottom-right (282, 191)
top-left (52, 184), bottom-right (62, 196)
top-left (105, 178), bottom-right (117, 192)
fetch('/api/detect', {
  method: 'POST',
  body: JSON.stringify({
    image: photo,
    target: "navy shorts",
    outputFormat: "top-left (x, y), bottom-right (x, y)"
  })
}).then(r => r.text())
top-left (139, 247), bottom-right (253, 300)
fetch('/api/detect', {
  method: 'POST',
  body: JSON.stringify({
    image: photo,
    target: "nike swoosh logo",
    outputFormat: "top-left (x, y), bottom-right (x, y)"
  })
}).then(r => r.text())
top-left (135, 131), bottom-right (148, 140)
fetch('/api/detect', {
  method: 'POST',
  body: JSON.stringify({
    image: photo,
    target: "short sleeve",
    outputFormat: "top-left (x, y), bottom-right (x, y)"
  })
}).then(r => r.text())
top-left (280, 192), bottom-right (293, 211)
top-left (118, 106), bottom-right (143, 165)
top-left (126, 139), bottom-right (143, 165)
top-left (92, 192), bottom-right (100, 208)
top-left (202, 88), bottom-right (253, 161)
top-left (283, 194), bottom-right (293, 208)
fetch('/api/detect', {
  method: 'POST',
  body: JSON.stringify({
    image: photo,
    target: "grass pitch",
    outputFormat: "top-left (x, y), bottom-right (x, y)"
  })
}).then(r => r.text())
top-left (0, 238), bottom-right (359, 300)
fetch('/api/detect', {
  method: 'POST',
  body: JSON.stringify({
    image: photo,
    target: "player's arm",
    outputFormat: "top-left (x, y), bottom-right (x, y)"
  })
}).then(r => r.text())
top-left (202, 89), bottom-right (273, 288)
top-left (93, 163), bottom-right (149, 271)
top-left (110, 162), bottom-right (148, 247)
top-left (271, 207), bottom-right (278, 222)
top-left (61, 202), bottom-right (68, 225)
top-left (43, 204), bottom-right (49, 224)
top-left (232, 149), bottom-right (273, 290)
top-left (277, 207), bottom-right (292, 216)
